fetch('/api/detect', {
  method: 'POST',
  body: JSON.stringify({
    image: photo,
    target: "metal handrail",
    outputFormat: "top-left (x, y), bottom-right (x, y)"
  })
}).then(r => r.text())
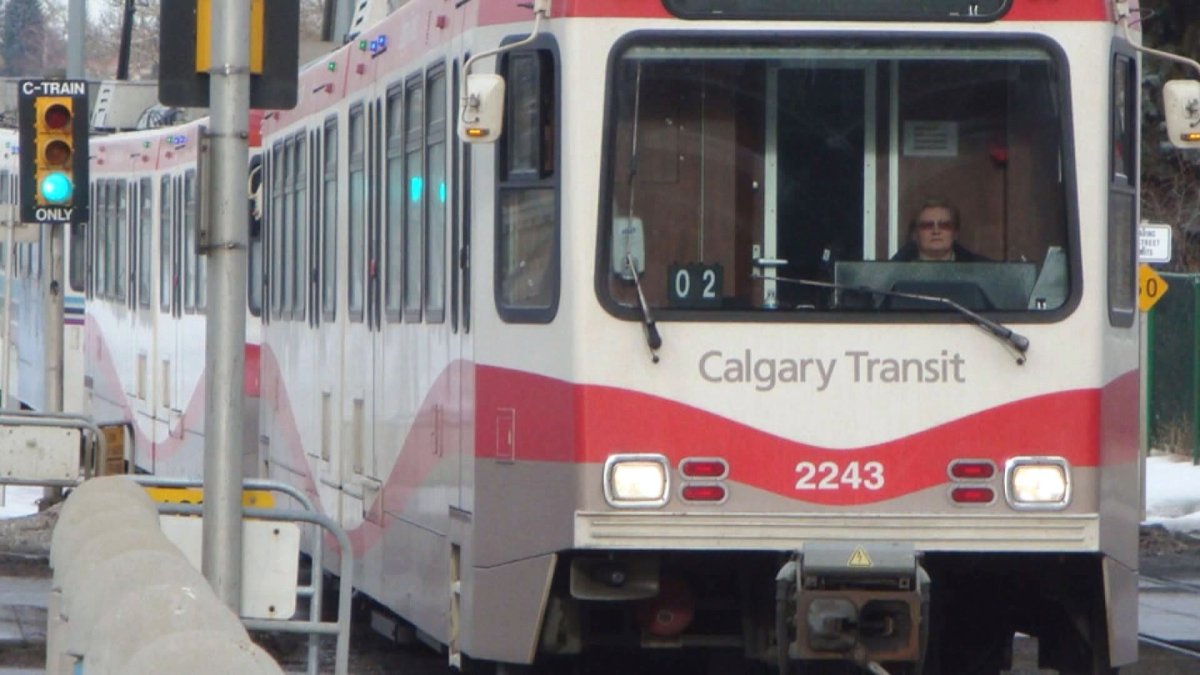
top-left (156, 502), bottom-right (352, 675)
top-left (0, 411), bottom-right (108, 482)
top-left (134, 476), bottom-right (328, 675)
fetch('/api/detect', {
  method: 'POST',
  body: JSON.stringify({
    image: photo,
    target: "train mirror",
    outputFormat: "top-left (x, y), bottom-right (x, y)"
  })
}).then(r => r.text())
top-left (1163, 79), bottom-right (1200, 149)
top-left (458, 73), bottom-right (506, 144)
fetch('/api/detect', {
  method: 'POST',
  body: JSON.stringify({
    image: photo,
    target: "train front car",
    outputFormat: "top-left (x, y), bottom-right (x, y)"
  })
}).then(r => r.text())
top-left (471, 1), bottom-right (1139, 674)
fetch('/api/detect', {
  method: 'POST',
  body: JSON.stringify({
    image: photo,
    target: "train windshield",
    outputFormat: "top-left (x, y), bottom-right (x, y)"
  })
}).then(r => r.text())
top-left (602, 37), bottom-right (1072, 317)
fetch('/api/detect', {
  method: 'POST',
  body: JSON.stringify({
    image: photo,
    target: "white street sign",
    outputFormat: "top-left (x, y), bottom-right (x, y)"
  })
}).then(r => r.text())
top-left (1138, 223), bottom-right (1172, 264)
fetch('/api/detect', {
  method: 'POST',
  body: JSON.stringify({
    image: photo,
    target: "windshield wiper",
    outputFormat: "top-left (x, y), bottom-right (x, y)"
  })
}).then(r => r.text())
top-left (627, 253), bottom-right (662, 363)
top-left (758, 272), bottom-right (1030, 365)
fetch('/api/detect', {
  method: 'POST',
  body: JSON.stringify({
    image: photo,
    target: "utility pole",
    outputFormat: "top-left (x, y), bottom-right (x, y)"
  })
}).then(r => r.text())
top-left (67, 0), bottom-right (85, 79)
top-left (202, 0), bottom-right (251, 612)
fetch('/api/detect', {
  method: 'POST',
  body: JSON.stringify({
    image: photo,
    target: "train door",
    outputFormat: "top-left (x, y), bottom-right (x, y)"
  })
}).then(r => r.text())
top-left (451, 58), bottom-right (472, 515)
top-left (313, 116), bottom-right (344, 518)
top-left (129, 178), bottom-right (156, 467)
top-left (154, 173), bottom-right (184, 472)
top-left (763, 64), bottom-right (866, 309)
top-left (340, 99), bottom-right (375, 524)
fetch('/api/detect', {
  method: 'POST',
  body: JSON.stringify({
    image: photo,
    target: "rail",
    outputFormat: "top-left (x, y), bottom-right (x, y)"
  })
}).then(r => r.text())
top-left (136, 476), bottom-right (349, 675)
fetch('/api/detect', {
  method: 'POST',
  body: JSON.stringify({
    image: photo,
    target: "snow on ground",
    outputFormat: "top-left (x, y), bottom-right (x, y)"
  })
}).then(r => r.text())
top-left (0, 486), bottom-right (41, 519)
top-left (1145, 452), bottom-right (1200, 533)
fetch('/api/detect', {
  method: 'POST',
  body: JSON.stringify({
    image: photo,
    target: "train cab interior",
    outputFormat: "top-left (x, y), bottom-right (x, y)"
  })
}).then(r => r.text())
top-left (601, 36), bottom-right (1079, 317)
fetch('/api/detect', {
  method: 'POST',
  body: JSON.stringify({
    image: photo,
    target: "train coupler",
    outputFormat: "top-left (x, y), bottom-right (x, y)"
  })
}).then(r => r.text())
top-left (786, 543), bottom-right (929, 667)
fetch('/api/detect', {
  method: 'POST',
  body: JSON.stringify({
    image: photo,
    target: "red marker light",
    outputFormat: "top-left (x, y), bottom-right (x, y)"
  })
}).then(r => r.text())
top-left (681, 485), bottom-right (726, 502)
top-left (951, 486), bottom-right (994, 504)
top-left (680, 459), bottom-right (727, 478)
top-left (949, 461), bottom-right (995, 480)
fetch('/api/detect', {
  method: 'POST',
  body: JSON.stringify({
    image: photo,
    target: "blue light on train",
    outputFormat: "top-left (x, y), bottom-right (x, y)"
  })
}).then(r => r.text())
top-left (439, 182), bottom-right (446, 203)
top-left (370, 36), bottom-right (388, 56)
top-left (410, 176), bottom-right (423, 202)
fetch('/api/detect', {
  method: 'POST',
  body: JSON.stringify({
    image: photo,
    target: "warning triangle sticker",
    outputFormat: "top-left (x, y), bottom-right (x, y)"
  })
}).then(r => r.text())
top-left (847, 546), bottom-right (873, 568)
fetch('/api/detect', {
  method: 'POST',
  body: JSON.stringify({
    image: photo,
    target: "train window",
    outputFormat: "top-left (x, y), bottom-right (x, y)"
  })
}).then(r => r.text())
top-left (281, 138), bottom-right (295, 317)
top-left (290, 134), bottom-right (308, 320)
top-left (160, 177), bottom-right (173, 312)
top-left (426, 68), bottom-right (447, 322)
top-left (1108, 51), bottom-right (1137, 327)
top-left (184, 169), bottom-right (202, 312)
top-left (600, 37), bottom-right (1074, 320)
top-left (69, 223), bottom-right (86, 294)
top-left (495, 44), bottom-right (559, 322)
top-left (115, 181), bottom-right (127, 302)
top-left (385, 87), bottom-right (405, 321)
top-left (138, 178), bottom-right (152, 307)
top-left (248, 155), bottom-right (264, 318)
top-left (269, 142), bottom-right (284, 319)
top-left (349, 104), bottom-right (366, 321)
top-left (96, 181), bottom-right (109, 298)
top-left (404, 77), bottom-right (424, 321)
top-left (322, 117), bottom-right (338, 322)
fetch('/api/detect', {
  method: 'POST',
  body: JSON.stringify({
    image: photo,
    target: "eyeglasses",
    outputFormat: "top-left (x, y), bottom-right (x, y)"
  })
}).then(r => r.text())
top-left (917, 219), bottom-right (955, 231)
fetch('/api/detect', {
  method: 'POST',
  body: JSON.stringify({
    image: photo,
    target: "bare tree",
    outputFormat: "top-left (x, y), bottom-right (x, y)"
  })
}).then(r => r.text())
top-left (2, 0), bottom-right (46, 77)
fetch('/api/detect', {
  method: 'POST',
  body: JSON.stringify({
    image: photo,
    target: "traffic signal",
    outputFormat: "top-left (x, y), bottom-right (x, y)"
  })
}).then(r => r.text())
top-left (34, 97), bottom-right (76, 205)
top-left (19, 80), bottom-right (90, 224)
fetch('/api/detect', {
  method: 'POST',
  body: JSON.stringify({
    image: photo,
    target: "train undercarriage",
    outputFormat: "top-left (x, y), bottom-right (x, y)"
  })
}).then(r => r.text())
top-left (523, 549), bottom-right (1119, 675)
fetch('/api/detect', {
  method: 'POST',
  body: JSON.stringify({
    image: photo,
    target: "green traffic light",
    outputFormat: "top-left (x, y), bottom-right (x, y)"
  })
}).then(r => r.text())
top-left (39, 171), bottom-right (72, 203)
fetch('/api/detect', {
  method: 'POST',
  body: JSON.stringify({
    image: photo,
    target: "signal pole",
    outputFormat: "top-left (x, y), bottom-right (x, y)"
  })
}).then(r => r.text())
top-left (202, 0), bottom-right (251, 611)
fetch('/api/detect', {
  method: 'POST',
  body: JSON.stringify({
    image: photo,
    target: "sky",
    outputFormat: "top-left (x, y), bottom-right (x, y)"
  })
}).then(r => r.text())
top-left (5, 456), bottom-right (1199, 524)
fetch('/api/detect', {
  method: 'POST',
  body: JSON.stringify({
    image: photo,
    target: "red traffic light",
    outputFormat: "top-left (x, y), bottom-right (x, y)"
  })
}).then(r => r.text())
top-left (42, 103), bottom-right (71, 130)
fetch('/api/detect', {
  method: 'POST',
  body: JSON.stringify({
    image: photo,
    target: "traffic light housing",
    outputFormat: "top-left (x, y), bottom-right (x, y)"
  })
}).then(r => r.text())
top-left (19, 80), bottom-right (90, 224)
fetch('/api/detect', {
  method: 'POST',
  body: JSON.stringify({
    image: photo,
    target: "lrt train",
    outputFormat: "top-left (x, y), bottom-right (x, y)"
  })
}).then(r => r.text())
top-left (82, 116), bottom-right (265, 478)
top-left (70, 0), bottom-right (1200, 673)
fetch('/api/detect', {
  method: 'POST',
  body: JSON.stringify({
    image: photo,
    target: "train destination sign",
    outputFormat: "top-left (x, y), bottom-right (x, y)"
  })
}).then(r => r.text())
top-left (665, 0), bottom-right (1009, 20)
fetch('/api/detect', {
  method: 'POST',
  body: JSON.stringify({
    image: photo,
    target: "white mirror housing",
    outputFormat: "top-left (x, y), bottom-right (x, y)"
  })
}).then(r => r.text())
top-left (458, 73), bottom-right (506, 144)
top-left (1163, 79), bottom-right (1200, 149)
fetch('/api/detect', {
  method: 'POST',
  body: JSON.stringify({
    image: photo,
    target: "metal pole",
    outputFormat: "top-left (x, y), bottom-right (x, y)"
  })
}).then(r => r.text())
top-left (1, 199), bottom-right (15, 410)
top-left (67, 0), bottom-right (85, 79)
top-left (42, 225), bottom-right (64, 504)
top-left (202, 0), bottom-right (250, 611)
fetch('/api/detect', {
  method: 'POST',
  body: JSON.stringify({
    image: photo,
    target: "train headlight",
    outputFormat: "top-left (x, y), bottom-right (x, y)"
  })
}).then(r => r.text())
top-left (1005, 457), bottom-right (1071, 509)
top-left (604, 454), bottom-right (670, 508)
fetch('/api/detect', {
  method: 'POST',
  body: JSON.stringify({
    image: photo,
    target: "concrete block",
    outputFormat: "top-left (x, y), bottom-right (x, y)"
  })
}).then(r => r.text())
top-left (63, 549), bottom-right (205, 656)
top-left (122, 629), bottom-right (285, 675)
top-left (82, 583), bottom-right (248, 675)
top-left (49, 477), bottom-right (159, 570)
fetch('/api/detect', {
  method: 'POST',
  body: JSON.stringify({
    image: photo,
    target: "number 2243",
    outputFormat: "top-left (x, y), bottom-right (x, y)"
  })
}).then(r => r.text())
top-left (794, 461), bottom-right (885, 490)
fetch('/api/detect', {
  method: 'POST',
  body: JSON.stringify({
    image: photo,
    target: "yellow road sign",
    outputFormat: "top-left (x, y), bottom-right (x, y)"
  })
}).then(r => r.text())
top-left (1139, 264), bottom-right (1169, 312)
top-left (144, 486), bottom-right (276, 508)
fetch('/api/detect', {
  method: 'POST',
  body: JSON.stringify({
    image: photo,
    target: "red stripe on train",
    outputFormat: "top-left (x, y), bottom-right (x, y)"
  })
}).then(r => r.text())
top-left (476, 365), bottom-right (1137, 506)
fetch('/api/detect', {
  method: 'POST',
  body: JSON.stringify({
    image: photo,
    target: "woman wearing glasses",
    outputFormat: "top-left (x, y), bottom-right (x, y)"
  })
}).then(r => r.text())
top-left (891, 197), bottom-right (989, 262)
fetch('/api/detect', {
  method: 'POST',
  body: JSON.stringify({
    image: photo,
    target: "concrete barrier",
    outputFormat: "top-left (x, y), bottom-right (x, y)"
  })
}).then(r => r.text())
top-left (45, 476), bottom-right (287, 674)
top-left (122, 629), bottom-right (286, 674)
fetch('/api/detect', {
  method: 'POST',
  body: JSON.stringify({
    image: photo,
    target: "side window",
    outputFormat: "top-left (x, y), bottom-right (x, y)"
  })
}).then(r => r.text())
top-left (69, 222), bottom-right (85, 293)
top-left (291, 134), bottom-right (309, 319)
top-left (496, 45), bottom-right (559, 322)
top-left (1107, 51), bottom-right (1136, 327)
top-left (271, 142), bottom-right (286, 319)
top-left (114, 181), bottom-right (127, 301)
top-left (322, 117), bottom-right (339, 322)
top-left (349, 104), bottom-right (366, 321)
top-left (138, 178), bottom-right (152, 307)
top-left (385, 86), bottom-right (405, 321)
top-left (184, 170), bottom-right (197, 313)
top-left (248, 155), bottom-right (264, 317)
top-left (160, 176), bottom-right (173, 312)
top-left (404, 77), bottom-right (424, 321)
top-left (425, 67), bottom-right (447, 323)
